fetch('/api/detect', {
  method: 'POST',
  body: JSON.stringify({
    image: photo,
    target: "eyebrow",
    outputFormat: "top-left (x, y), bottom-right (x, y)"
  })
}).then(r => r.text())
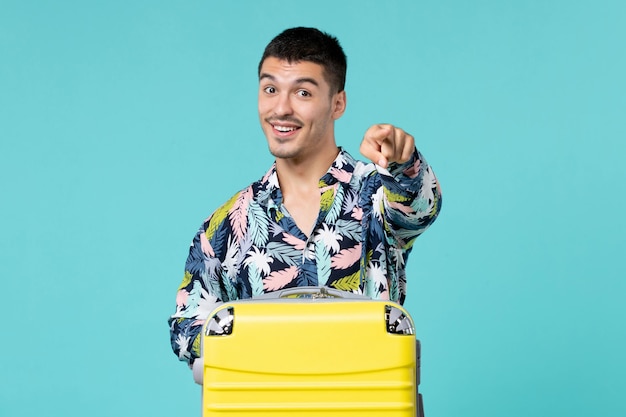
top-left (259, 73), bottom-right (319, 87)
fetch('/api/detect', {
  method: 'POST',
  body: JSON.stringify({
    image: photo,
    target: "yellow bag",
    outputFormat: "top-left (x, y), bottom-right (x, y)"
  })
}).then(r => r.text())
top-left (194, 287), bottom-right (424, 416)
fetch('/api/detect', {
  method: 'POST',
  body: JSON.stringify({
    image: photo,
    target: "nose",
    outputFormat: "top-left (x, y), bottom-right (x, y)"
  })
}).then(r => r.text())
top-left (273, 92), bottom-right (293, 116)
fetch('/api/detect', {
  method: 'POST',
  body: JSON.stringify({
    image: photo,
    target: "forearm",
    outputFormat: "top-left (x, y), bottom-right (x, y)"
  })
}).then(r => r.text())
top-left (168, 316), bottom-right (204, 365)
top-left (169, 226), bottom-right (226, 365)
top-left (378, 148), bottom-right (442, 244)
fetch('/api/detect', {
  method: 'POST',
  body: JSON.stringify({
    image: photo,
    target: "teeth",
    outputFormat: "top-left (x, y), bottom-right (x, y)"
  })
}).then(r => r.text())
top-left (274, 125), bottom-right (297, 132)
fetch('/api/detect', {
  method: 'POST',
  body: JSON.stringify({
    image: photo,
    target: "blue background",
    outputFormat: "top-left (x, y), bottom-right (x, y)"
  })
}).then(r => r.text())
top-left (1, 1), bottom-right (624, 416)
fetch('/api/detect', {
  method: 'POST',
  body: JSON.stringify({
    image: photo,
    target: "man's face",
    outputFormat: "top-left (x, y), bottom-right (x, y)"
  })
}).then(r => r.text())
top-left (258, 57), bottom-right (346, 161)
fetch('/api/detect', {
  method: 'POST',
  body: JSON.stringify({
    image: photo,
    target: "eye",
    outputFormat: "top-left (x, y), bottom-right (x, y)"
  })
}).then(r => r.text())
top-left (263, 86), bottom-right (276, 94)
top-left (296, 89), bottom-right (311, 97)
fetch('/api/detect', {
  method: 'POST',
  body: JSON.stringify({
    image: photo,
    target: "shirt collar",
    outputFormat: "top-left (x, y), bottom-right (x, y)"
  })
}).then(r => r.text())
top-left (258, 148), bottom-right (357, 208)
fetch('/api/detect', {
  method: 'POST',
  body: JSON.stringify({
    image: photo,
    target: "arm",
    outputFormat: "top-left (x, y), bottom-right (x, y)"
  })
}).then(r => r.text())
top-left (360, 124), bottom-right (442, 247)
top-left (378, 147), bottom-right (441, 247)
top-left (168, 220), bottom-right (228, 366)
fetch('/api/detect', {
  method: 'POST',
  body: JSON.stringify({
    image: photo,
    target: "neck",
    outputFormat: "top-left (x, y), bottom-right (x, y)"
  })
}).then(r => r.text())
top-left (275, 145), bottom-right (340, 196)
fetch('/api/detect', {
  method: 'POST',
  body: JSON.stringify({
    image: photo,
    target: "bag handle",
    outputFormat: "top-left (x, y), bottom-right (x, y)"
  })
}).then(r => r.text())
top-left (253, 286), bottom-right (370, 300)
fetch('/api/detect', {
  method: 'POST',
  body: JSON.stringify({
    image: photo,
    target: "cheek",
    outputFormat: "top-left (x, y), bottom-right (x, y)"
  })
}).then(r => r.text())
top-left (299, 102), bottom-right (323, 119)
top-left (310, 104), bottom-right (333, 125)
top-left (258, 94), bottom-right (272, 113)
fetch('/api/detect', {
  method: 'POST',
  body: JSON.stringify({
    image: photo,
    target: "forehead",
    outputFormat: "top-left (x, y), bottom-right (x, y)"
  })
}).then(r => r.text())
top-left (259, 57), bottom-right (329, 88)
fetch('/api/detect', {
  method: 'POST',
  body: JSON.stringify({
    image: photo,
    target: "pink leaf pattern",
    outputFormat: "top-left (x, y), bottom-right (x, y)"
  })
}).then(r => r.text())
top-left (263, 266), bottom-right (298, 291)
top-left (282, 233), bottom-right (306, 250)
top-left (403, 158), bottom-right (421, 178)
top-left (330, 167), bottom-right (352, 183)
top-left (228, 186), bottom-right (252, 241)
top-left (261, 165), bottom-right (275, 183)
top-left (331, 244), bottom-right (362, 269)
top-left (387, 200), bottom-right (416, 214)
top-left (200, 232), bottom-right (215, 257)
top-left (319, 184), bottom-right (336, 195)
top-left (176, 289), bottom-right (189, 307)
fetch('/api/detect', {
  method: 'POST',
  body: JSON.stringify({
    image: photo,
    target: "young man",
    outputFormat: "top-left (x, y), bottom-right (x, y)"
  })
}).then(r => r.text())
top-left (169, 27), bottom-right (442, 365)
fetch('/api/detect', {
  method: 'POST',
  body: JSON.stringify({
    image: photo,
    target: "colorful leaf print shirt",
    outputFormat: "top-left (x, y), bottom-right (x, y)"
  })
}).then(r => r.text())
top-left (169, 148), bottom-right (442, 364)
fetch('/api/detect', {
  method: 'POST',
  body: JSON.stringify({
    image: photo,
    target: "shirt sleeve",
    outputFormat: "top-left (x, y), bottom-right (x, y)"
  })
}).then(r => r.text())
top-left (375, 147), bottom-right (442, 249)
top-left (167, 221), bottom-right (227, 366)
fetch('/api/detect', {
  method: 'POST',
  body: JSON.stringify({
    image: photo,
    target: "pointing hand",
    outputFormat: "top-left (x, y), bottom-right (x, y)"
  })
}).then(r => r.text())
top-left (359, 124), bottom-right (415, 169)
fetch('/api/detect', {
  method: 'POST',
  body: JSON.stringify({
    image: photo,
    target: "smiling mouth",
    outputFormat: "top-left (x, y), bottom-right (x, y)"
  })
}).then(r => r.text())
top-left (272, 124), bottom-right (300, 133)
top-left (266, 117), bottom-right (302, 135)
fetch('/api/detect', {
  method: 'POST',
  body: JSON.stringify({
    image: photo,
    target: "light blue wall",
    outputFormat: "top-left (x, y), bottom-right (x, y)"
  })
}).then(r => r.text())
top-left (1, 1), bottom-right (624, 416)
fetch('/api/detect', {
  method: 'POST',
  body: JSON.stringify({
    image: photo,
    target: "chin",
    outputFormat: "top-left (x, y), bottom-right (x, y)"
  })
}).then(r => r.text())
top-left (267, 138), bottom-right (295, 158)
top-left (269, 148), bottom-right (297, 159)
top-left (269, 142), bottom-right (306, 160)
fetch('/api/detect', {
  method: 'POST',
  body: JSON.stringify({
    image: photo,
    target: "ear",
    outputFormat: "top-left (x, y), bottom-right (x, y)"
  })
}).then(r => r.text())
top-left (332, 90), bottom-right (347, 120)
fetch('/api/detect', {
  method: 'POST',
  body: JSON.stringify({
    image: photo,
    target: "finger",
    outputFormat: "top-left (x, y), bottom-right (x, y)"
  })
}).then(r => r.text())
top-left (359, 137), bottom-right (388, 167)
top-left (390, 128), bottom-right (413, 164)
top-left (380, 136), bottom-right (395, 161)
top-left (360, 124), bottom-right (393, 167)
top-left (373, 125), bottom-right (396, 166)
top-left (398, 132), bottom-right (415, 163)
top-left (379, 127), bottom-right (403, 164)
top-left (368, 124), bottom-right (393, 144)
top-left (386, 127), bottom-right (404, 161)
